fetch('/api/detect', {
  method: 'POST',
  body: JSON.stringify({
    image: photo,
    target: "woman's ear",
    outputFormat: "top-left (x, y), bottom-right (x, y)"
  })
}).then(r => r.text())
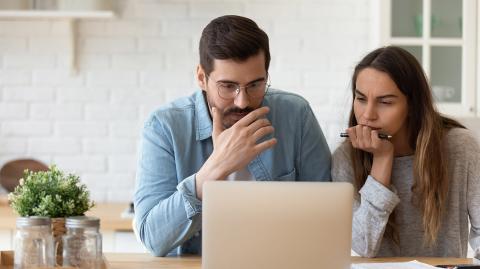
top-left (196, 65), bottom-right (206, 91)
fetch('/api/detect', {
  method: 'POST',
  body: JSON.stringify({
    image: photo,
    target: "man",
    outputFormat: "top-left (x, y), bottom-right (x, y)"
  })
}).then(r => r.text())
top-left (134, 15), bottom-right (331, 257)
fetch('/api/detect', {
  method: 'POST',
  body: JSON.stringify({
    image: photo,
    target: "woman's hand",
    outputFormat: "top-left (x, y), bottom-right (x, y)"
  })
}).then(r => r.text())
top-left (346, 125), bottom-right (394, 187)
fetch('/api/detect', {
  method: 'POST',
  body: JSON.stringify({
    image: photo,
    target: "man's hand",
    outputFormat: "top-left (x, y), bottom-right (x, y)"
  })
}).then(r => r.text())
top-left (195, 106), bottom-right (277, 199)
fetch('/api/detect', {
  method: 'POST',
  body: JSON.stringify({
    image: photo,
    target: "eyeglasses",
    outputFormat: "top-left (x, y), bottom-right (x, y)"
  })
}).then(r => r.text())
top-left (206, 74), bottom-right (270, 100)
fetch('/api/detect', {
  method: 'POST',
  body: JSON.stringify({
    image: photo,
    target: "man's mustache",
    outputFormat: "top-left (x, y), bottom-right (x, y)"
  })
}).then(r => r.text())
top-left (224, 107), bottom-right (254, 115)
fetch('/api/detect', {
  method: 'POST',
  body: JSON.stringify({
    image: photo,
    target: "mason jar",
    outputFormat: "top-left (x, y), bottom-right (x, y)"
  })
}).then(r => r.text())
top-left (62, 216), bottom-right (102, 269)
top-left (14, 217), bottom-right (55, 269)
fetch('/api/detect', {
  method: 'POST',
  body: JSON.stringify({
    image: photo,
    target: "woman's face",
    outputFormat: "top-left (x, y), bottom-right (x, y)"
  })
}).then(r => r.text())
top-left (353, 68), bottom-right (409, 143)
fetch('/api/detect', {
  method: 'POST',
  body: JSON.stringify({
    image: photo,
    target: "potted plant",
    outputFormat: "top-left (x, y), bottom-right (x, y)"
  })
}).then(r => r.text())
top-left (8, 165), bottom-right (95, 264)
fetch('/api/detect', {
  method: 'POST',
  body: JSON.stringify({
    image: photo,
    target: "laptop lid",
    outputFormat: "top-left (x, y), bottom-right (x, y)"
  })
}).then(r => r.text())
top-left (202, 181), bottom-right (353, 269)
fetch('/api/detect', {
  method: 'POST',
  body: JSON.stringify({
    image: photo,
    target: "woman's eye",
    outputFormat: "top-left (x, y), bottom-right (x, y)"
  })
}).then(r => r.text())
top-left (355, 96), bottom-right (366, 102)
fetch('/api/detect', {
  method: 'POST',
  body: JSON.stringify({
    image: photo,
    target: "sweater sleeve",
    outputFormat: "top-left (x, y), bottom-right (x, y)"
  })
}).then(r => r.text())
top-left (464, 132), bottom-right (480, 252)
top-left (332, 144), bottom-right (400, 257)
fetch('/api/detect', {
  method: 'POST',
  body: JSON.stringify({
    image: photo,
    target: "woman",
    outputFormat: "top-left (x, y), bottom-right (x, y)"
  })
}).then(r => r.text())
top-left (332, 46), bottom-right (480, 257)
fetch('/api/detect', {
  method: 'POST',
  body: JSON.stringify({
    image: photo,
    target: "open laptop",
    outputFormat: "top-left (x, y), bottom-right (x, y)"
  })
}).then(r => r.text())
top-left (202, 181), bottom-right (353, 269)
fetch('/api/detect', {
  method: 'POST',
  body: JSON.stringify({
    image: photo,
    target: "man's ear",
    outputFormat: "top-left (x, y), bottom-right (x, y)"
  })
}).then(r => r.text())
top-left (196, 65), bottom-right (206, 91)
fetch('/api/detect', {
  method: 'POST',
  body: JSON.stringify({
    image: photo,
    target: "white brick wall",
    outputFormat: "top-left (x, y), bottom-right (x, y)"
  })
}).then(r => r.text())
top-left (0, 0), bottom-right (374, 202)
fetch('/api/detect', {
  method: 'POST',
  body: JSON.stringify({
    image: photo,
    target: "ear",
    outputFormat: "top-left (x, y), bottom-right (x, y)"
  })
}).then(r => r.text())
top-left (196, 65), bottom-right (207, 91)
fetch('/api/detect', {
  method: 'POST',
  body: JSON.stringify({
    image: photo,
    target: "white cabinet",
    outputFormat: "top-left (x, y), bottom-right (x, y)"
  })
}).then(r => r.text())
top-left (378, 0), bottom-right (477, 117)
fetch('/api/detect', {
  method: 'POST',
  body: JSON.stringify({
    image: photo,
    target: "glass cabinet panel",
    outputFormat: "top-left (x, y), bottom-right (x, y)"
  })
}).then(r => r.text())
top-left (431, 0), bottom-right (462, 38)
top-left (391, 0), bottom-right (423, 37)
top-left (431, 46), bottom-right (462, 103)
top-left (399, 46), bottom-right (423, 64)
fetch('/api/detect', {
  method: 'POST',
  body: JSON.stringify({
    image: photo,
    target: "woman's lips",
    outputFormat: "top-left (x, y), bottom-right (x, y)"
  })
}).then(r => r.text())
top-left (359, 124), bottom-right (381, 131)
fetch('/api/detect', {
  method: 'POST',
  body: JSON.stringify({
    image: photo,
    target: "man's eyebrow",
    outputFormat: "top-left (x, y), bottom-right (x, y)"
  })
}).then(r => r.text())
top-left (217, 77), bottom-right (266, 84)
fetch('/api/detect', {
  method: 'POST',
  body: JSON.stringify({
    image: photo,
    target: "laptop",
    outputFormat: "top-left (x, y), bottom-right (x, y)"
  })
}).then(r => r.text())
top-left (202, 181), bottom-right (353, 269)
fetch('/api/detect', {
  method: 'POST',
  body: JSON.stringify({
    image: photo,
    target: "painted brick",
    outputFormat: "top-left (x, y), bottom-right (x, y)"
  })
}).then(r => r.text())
top-left (0, 37), bottom-right (27, 52)
top-left (134, 2), bottom-right (188, 19)
top-left (111, 53), bottom-right (164, 69)
top-left (30, 103), bottom-right (84, 120)
top-left (28, 138), bottom-right (81, 154)
top-left (55, 122), bottom-right (108, 137)
top-left (53, 155), bottom-right (107, 173)
top-left (87, 70), bottom-right (138, 86)
top-left (0, 21), bottom-right (50, 36)
top-left (57, 87), bottom-right (109, 103)
top-left (0, 70), bottom-right (31, 85)
top-left (83, 138), bottom-right (137, 154)
top-left (3, 87), bottom-right (54, 102)
top-left (29, 37), bottom-right (70, 53)
top-left (3, 54), bottom-right (56, 68)
top-left (189, 2), bottom-right (243, 19)
top-left (85, 104), bottom-right (138, 121)
top-left (32, 70), bottom-right (85, 86)
top-left (0, 104), bottom-right (28, 120)
top-left (0, 138), bottom-right (28, 154)
top-left (82, 37), bottom-right (136, 53)
top-left (109, 121), bottom-right (142, 138)
top-left (108, 155), bottom-right (138, 173)
top-left (2, 121), bottom-right (52, 136)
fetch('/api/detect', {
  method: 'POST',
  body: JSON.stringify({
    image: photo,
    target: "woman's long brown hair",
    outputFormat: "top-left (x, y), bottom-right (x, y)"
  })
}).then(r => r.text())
top-left (348, 46), bottom-right (465, 245)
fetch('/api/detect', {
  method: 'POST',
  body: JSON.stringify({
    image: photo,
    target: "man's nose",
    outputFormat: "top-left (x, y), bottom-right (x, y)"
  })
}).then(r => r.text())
top-left (234, 88), bottom-right (250, 109)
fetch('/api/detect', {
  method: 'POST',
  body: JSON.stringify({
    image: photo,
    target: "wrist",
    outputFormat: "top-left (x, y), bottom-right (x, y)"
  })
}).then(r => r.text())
top-left (195, 159), bottom-right (229, 200)
top-left (371, 154), bottom-right (394, 187)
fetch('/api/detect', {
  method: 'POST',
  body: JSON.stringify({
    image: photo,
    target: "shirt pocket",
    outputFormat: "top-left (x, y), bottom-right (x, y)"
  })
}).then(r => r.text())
top-left (275, 168), bottom-right (296, 181)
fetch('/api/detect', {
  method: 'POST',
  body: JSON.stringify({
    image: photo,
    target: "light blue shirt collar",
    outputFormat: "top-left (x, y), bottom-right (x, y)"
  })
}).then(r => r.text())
top-left (194, 90), bottom-right (213, 141)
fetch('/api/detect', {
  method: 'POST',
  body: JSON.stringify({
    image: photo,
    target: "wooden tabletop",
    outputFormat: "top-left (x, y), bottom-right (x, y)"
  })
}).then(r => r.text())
top-left (0, 203), bottom-right (133, 231)
top-left (0, 252), bottom-right (474, 268)
top-left (103, 254), bottom-right (473, 269)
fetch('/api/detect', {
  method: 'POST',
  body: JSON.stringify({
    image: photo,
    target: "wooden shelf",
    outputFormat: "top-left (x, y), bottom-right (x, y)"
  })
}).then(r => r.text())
top-left (0, 10), bottom-right (115, 19)
top-left (0, 9), bottom-right (115, 74)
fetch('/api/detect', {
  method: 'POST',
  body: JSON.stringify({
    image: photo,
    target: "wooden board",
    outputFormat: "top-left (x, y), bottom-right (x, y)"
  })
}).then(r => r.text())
top-left (0, 251), bottom-right (108, 268)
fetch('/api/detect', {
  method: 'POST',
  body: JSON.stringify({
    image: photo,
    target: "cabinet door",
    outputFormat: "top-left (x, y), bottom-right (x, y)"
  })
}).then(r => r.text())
top-left (380, 0), bottom-right (476, 117)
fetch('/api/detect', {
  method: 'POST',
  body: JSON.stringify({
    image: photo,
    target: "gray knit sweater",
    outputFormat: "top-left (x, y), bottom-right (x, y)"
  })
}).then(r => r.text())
top-left (332, 128), bottom-right (480, 257)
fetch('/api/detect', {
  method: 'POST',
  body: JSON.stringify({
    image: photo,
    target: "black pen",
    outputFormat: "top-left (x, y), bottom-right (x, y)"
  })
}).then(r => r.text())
top-left (340, 132), bottom-right (392, 140)
top-left (436, 265), bottom-right (480, 269)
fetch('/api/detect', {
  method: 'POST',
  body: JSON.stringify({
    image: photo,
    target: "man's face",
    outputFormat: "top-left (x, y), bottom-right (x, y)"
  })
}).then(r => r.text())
top-left (197, 52), bottom-right (268, 128)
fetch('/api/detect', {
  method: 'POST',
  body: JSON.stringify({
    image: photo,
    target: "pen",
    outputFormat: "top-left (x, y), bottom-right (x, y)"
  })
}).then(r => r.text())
top-left (340, 132), bottom-right (392, 140)
top-left (436, 265), bottom-right (480, 269)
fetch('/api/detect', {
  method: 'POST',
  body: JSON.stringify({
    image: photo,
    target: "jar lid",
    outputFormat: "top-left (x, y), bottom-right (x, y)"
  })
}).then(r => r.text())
top-left (16, 216), bottom-right (51, 227)
top-left (66, 216), bottom-right (100, 228)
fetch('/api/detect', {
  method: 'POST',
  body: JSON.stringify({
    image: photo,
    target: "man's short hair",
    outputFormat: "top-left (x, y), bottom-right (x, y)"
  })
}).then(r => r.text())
top-left (199, 15), bottom-right (270, 76)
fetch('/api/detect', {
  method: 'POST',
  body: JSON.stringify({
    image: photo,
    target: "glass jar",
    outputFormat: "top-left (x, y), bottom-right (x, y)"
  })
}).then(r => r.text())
top-left (14, 216), bottom-right (55, 269)
top-left (62, 216), bottom-right (102, 269)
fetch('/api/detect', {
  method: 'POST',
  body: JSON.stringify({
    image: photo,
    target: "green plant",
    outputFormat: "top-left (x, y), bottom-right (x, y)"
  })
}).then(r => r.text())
top-left (8, 165), bottom-right (94, 217)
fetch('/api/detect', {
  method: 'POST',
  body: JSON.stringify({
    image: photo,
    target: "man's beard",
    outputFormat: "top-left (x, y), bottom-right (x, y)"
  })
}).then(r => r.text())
top-left (205, 92), bottom-right (254, 128)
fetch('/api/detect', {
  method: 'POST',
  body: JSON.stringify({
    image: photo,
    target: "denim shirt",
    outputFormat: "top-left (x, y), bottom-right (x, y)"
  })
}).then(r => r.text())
top-left (134, 89), bottom-right (331, 256)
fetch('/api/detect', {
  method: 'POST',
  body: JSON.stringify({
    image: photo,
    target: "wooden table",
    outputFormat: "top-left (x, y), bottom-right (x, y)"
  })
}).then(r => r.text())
top-left (102, 254), bottom-right (473, 269)
top-left (0, 252), bottom-right (474, 268)
top-left (0, 203), bottom-right (132, 231)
